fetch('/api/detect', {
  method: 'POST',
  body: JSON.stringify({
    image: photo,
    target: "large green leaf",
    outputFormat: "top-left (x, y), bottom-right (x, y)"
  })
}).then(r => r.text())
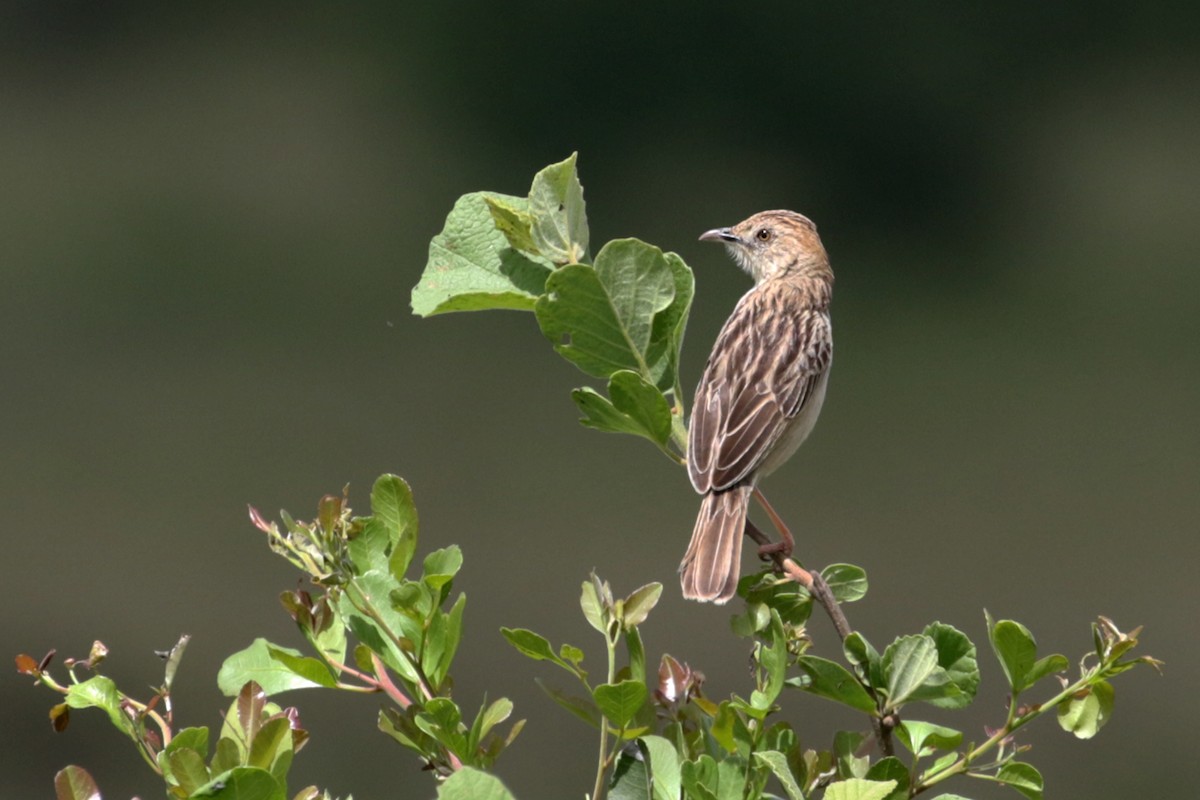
top-left (64, 676), bottom-right (131, 735)
top-left (790, 655), bottom-right (876, 714)
top-left (593, 679), bottom-right (648, 728)
top-left (994, 762), bottom-right (1043, 800)
top-left (535, 239), bottom-right (679, 385)
top-left (641, 735), bottom-right (682, 800)
top-left (218, 639), bottom-right (336, 696)
top-left (412, 191), bottom-right (553, 316)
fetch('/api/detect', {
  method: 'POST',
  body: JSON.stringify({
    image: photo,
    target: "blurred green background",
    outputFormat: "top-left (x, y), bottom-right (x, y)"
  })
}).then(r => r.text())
top-left (4, 3), bottom-right (1197, 798)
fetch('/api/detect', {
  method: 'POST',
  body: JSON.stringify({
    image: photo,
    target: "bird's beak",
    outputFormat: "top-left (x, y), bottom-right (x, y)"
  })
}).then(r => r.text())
top-left (699, 227), bottom-right (739, 243)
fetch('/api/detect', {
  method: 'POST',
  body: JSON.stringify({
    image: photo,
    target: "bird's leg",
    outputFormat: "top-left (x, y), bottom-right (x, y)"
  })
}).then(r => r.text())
top-left (751, 487), bottom-right (795, 559)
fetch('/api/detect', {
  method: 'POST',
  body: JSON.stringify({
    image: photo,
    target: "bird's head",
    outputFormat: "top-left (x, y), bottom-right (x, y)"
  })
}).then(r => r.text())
top-left (699, 209), bottom-right (831, 284)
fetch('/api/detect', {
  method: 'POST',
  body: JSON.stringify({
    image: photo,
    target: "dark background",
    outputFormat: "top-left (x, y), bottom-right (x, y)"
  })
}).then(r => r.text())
top-left (4, 3), bottom-right (1196, 798)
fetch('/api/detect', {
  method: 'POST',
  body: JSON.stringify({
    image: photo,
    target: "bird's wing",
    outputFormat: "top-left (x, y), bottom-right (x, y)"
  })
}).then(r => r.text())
top-left (687, 286), bottom-right (831, 494)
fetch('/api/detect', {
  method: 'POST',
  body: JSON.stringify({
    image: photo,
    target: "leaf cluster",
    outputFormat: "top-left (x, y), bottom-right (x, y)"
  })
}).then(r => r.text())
top-left (412, 153), bottom-right (695, 459)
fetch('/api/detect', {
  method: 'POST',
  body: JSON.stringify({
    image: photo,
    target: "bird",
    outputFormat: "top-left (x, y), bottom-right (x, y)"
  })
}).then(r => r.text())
top-left (680, 210), bottom-right (834, 604)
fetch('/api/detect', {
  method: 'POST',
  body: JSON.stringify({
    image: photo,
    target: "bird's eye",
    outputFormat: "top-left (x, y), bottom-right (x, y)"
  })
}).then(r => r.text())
top-left (755, 228), bottom-right (772, 242)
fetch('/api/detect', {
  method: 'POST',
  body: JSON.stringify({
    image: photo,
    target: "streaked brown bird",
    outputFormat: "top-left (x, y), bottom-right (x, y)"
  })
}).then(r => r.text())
top-left (680, 210), bottom-right (834, 603)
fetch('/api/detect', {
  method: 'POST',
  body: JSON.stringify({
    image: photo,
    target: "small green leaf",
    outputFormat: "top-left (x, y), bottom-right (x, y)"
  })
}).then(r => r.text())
top-left (537, 678), bottom-right (600, 727)
top-left (1026, 653), bottom-right (1069, 688)
top-left (64, 676), bottom-right (131, 735)
top-left (822, 564), bottom-right (868, 603)
top-left (790, 656), bottom-right (877, 714)
top-left (882, 635), bottom-right (939, 708)
top-left (680, 756), bottom-right (720, 800)
top-left (485, 195), bottom-right (538, 254)
top-left (895, 720), bottom-right (963, 756)
top-left (573, 371), bottom-right (673, 448)
top-left (844, 632), bottom-right (884, 691)
top-left (437, 766), bottom-right (518, 800)
top-left (425, 593), bottom-right (466, 688)
top-left (753, 750), bottom-right (805, 800)
top-left (580, 578), bottom-right (608, 634)
top-left (413, 192), bottom-right (553, 316)
top-left (473, 697), bottom-right (514, 746)
top-left (501, 628), bottom-right (561, 665)
top-left (247, 717), bottom-right (291, 771)
top-left (1056, 679), bottom-right (1114, 738)
top-left (623, 582), bottom-right (663, 628)
top-left (986, 613), bottom-right (1038, 694)
top-left (528, 153), bottom-right (589, 265)
top-left (995, 762), bottom-right (1043, 800)
top-left (54, 766), bottom-right (101, 800)
top-left (167, 748), bottom-right (211, 794)
top-left (594, 680), bottom-right (649, 728)
top-left (922, 622), bottom-right (979, 709)
top-left (823, 778), bottom-right (898, 800)
top-left (371, 474), bottom-right (418, 579)
top-left (422, 545), bottom-right (463, 591)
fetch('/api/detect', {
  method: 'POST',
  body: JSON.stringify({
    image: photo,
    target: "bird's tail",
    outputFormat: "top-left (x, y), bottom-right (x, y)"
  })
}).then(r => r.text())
top-left (680, 486), bottom-right (752, 604)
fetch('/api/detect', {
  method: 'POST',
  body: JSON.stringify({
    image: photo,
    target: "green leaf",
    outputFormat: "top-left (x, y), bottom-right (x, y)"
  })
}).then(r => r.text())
top-left (753, 750), bottom-right (805, 800)
top-left (922, 622), bottom-right (979, 709)
top-left (167, 747), bottom-right (211, 794)
top-left (423, 545), bottom-right (464, 591)
top-left (895, 720), bottom-right (963, 757)
top-left (580, 578), bottom-right (608, 634)
top-left (165, 726), bottom-right (211, 760)
top-left (622, 582), bottom-right (663, 628)
top-left (823, 778), bottom-right (899, 800)
top-left (822, 564), bottom-right (868, 603)
top-left (654, 251), bottom-right (694, 392)
top-left (834, 730), bottom-right (869, 779)
top-left (1026, 653), bottom-right (1069, 688)
top-left (881, 635), bottom-right (939, 708)
top-left (218, 640), bottom-right (335, 696)
top-left (844, 632), bottom-right (884, 691)
top-left (437, 766), bottom-right (518, 800)
top-left (485, 195), bottom-right (539, 254)
top-left (752, 611), bottom-right (789, 711)
top-left (928, 795), bottom-right (974, 799)
top-left (986, 613), bottom-right (1038, 694)
top-left (641, 735), bottom-right (682, 800)
top-left (1056, 679), bottom-right (1114, 738)
top-left (413, 191), bottom-right (553, 316)
top-left (528, 153), bottom-right (589, 265)
top-left (995, 762), bottom-right (1043, 800)
top-left (371, 474), bottom-right (418, 578)
top-left (594, 680), bottom-right (649, 728)
top-left (537, 679), bottom-right (600, 727)
top-left (610, 741), bottom-right (652, 800)
top-left (501, 628), bottom-right (568, 669)
top-left (192, 766), bottom-right (286, 800)
top-left (573, 371), bottom-right (673, 447)
top-left (790, 656), bottom-right (877, 714)
top-left (54, 766), bottom-right (101, 800)
top-left (680, 756), bottom-right (720, 800)
top-left (247, 717), bottom-right (292, 770)
top-left (424, 593), bottom-right (466, 688)
top-left (472, 697), bottom-right (514, 748)
top-left (534, 239), bottom-right (679, 385)
top-left (864, 757), bottom-right (910, 800)
top-left (64, 675), bottom-right (131, 735)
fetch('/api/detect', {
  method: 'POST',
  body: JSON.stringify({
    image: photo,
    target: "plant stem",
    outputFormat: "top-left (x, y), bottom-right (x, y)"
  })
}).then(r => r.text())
top-left (915, 672), bottom-right (1098, 794)
top-left (591, 635), bottom-right (618, 800)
